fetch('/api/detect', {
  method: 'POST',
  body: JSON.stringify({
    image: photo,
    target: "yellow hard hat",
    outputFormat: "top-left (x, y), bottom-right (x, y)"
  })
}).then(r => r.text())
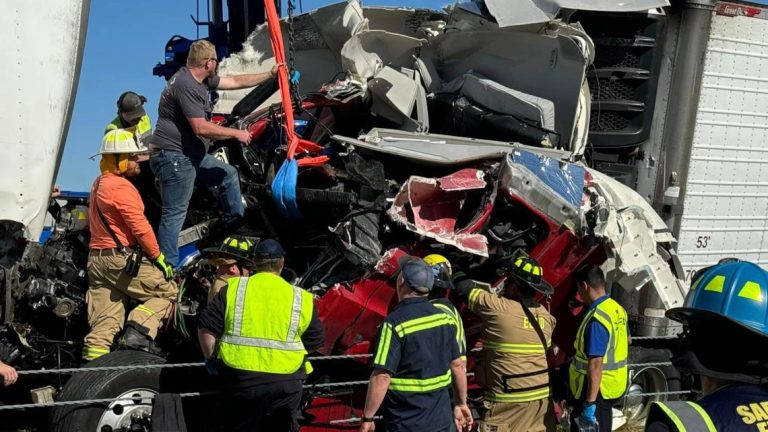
top-left (424, 254), bottom-right (449, 266)
top-left (424, 254), bottom-right (452, 290)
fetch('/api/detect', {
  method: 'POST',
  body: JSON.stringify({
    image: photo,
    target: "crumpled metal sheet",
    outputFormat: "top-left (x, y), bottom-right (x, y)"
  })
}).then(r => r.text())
top-left (484, 0), bottom-right (670, 27)
top-left (511, 149), bottom-right (585, 208)
top-left (387, 169), bottom-right (490, 256)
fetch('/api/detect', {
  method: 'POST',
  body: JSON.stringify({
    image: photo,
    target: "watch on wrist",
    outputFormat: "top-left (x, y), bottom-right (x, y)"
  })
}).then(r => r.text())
top-left (361, 416), bottom-right (375, 423)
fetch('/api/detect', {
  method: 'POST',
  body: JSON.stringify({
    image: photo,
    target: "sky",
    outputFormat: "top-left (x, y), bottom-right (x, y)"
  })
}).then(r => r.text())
top-left (57, 0), bottom-right (450, 191)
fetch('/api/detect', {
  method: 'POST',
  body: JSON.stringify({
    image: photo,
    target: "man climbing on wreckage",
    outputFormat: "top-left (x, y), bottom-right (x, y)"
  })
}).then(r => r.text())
top-left (149, 39), bottom-right (280, 267)
top-left (82, 129), bottom-right (177, 361)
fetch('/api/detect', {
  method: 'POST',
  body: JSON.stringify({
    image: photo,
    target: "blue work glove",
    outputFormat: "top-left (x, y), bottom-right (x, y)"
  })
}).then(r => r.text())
top-left (205, 358), bottom-right (218, 376)
top-left (153, 253), bottom-right (174, 281)
top-left (290, 70), bottom-right (300, 85)
top-left (580, 401), bottom-right (597, 424)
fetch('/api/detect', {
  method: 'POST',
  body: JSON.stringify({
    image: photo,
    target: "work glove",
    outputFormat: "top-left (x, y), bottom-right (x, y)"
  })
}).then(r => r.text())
top-left (204, 359), bottom-right (219, 376)
top-left (290, 70), bottom-right (301, 85)
top-left (579, 401), bottom-right (597, 424)
top-left (153, 253), bottom-right (174, 281)
top-left (452, 271), bottom-right (475, 298)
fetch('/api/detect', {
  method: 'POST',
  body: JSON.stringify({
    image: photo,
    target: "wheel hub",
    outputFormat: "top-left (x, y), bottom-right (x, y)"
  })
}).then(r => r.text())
top-left (622, 366), bottom-right (668, 424)
top-left (97, 388), bottom-right (156, 432)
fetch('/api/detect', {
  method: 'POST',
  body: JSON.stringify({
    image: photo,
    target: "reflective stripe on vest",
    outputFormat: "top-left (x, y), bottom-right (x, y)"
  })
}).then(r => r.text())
top-left (219, 274), bottom-right (313, 373)
top-left (390, 370), bottom-right (452, 392)
top-left (393, 313), bottom-right (453, 337)
top-left (432, 302), bottom-right (466, 358)
top-left (569, 298), bottom-right (629, 400)
top-left (106, 115), bottom-right (152, 145)
top-left (651, 401), bottom-right (717, 432)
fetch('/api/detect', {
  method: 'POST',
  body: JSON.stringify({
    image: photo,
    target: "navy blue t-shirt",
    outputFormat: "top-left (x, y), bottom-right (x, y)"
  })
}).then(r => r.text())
top-left (585, 296), bottom-right (610, 357)
top-left (372, 297), bottom-right (461, 432)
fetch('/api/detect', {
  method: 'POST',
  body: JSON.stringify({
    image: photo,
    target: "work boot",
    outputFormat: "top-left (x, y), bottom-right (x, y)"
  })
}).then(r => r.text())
top-left (118, 322), bottom-right (164, 356)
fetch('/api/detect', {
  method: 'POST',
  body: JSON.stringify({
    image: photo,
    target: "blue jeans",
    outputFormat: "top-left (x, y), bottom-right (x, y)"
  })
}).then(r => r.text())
top-left (150, 149), bottom-right (244, 266)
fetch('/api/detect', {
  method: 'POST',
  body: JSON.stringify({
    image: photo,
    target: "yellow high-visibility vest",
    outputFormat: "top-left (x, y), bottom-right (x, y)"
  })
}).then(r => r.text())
top-left (569, 297), bottom-right (629, 400)
top-left (218, 273), bottom-right (314, 374)
top-left (106, 115), bottom-right (152, 147)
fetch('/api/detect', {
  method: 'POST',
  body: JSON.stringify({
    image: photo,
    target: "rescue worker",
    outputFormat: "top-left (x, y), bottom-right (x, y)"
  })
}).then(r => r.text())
top-left (0, 361), bottom-right (17, 387)
top-left (197, 239), bottom-right (324, 432)
top-left (360, 255), bottom-right (472, 432)
top-left (645, 259), bottom-right (768, 432)
top-left (83, 129), bottom-right (177, 361)
top-left (455, 254), bottom-right (557, 432)
top-left (106, 91), bottom-right (153, 147)
top-left (200, 235), bottom-right (256, 303)
top-left (150, 39), bottom-right (280, 267)
top-left (569, 265), bottom-right (629, 432)
top-left (424, 254), bottom-right (467, 362)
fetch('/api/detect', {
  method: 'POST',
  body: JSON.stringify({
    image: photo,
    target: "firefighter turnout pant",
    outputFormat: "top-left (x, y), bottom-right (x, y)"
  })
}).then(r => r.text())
top-left (479, 399), bottom-right (555, 432)
top-left (83, 252), bottom-right (178, 360)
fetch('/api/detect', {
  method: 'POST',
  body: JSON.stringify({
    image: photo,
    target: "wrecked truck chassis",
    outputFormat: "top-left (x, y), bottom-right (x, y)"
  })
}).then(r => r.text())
top-left (2, 2), bottom-right (688, 429)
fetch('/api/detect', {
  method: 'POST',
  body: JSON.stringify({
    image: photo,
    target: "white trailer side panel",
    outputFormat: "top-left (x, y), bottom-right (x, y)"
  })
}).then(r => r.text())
top-left (678, 2), bottom-right (768, 282)
top-left (0, 1), bottom-right (90, 240)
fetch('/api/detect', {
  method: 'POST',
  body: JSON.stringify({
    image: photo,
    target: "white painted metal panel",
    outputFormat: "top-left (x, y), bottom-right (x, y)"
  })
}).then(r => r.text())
top-left (678, 3), bottom-right (768, 282)
top-left (0, 1), bottom-right (89, 240)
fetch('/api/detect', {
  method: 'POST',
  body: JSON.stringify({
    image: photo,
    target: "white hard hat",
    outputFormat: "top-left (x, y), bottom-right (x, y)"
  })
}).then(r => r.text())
top-left (91, 129), bottom-right (148, 159)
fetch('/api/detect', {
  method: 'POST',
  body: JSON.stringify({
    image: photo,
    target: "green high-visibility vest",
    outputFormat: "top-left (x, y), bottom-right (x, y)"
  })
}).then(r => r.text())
top-left (105, 114), bottom-right (152, 146)
top-left (218, 273), bottom-right (314, 374)
top-left (569, 297), bottom-right (629, 400)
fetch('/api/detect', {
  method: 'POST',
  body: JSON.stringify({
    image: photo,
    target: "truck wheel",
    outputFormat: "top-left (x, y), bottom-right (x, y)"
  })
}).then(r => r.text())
top-left (49, 350), bottom-right (164, 432)
top-left (621, 347), bottom-right (681, 426)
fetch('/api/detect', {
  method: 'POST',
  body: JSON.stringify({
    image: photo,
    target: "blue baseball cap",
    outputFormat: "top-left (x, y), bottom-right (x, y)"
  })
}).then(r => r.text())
top-left (253, 239), bottom-right (285, 260)
top-left (397, 255), bottom-right (434, 293)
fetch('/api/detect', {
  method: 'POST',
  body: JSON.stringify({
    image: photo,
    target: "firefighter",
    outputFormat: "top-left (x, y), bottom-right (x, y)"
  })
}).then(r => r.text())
top-left (569, 265), bottom-right (629, 432)
top-left (200, 235), bottom-right (256, 303)
top-left (645, 259), bottom-right (768, 432)
top-left (197, 239), bottom-right (324, 432)
top-left (106, 91), bottom-right (153, 147)
top-left (424, 254), bottom-right (467, 362)
top-left (360, 255), bottom-right (472, 432)
top-left (82, 129), bottom-right (177, 361)
top-left (454, 254), bottom-right (557, 432)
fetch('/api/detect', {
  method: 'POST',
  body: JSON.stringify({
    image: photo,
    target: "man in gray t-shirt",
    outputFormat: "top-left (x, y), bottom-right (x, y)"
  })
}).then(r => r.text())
top-left (149, 40), bottom-right (277, 266)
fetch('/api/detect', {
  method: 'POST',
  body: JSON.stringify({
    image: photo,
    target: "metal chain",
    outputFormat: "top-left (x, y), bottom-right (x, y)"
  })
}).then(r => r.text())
top-left (16, 354), bottom-right (373, 376)
top-left (286, 0), bottom-right (298, 96)
top-left (0, 380), bottom-right (373, 411)
top-left (629, 390), bottom-right (693, 398)
top-left (631, 361), bottom-right (674, 367)
top-left (15, 356), bottom-right (669, 377)
top-left (0, 385), bottom-right (694, 412)
top-left (632, 335), bottom-right (679, 341)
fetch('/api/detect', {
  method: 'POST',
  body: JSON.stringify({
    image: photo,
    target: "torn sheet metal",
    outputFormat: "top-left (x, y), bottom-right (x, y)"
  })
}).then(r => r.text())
top-left (482, 0), bottom-right (670, 27)
top-left (587, 168), bottom-right (686, 310)
top-left (511, 149), bottom-right (585, 208)
top-left (499, 151), bottom-right (586, 232)
top-left (341, 30), bottom-right (424, 81)
top-left (387, 169), bottom-right (491, 256)
top-left (438, 168), bottom-right (486, 191)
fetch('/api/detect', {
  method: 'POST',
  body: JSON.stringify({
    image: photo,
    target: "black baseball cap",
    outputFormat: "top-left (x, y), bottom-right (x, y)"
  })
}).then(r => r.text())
top-left (397, 256), bottom-right (435, 293)
top-left (117, 91), bottom-right (147, 123)
top-left (253, 239), bottom-right (285, 260)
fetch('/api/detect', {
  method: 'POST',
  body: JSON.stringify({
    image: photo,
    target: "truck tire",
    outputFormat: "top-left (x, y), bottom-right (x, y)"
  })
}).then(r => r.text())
top-left (621, 347), bottom-right (681, 426)
top-left (49, 350), bottom-right (165, 432)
